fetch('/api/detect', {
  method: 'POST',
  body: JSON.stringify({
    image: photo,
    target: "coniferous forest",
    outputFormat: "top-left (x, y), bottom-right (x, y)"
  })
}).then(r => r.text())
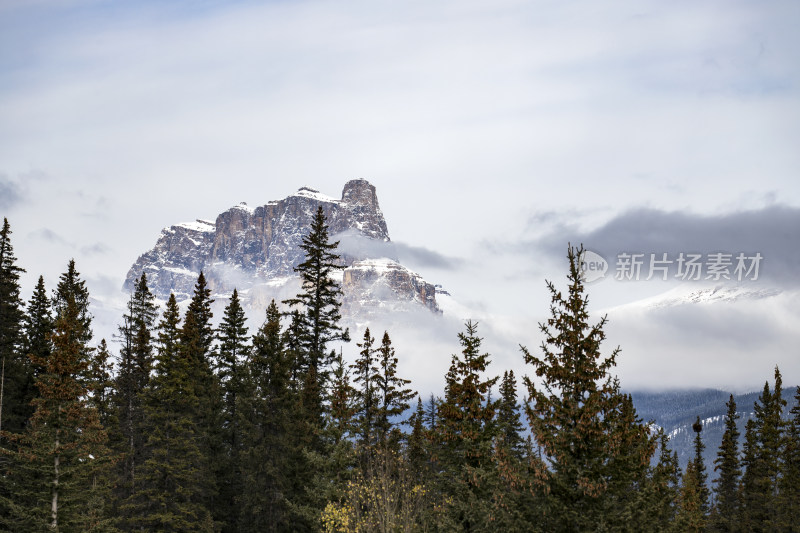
top-left (0, 210), bottom-right (799, 532)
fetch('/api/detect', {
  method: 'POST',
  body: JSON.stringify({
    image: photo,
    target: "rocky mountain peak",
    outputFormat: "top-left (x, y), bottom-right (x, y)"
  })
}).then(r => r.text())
top-left (124, 180), bottom-right (439, 316)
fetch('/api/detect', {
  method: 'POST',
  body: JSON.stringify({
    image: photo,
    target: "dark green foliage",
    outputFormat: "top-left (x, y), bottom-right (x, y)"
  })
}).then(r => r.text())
top-left (126, 293), bottom-right (214, 532)
top-left (521, 245), bottom-right (655, 532)
top-left (215, 288), bottom-right (250, 532)
top-left (739, 367), bottom-right (786, 531)
top-left (641, 431), bottom-right (680, 532)
top-left (239, 300), bottom-right (292, 532)
top-left (52, 259), bottom-right (92, 348)
top-left (677, 417), bottom-right (708, 531)
top-left (90, 339), bottom-right (115, 429)
top-left (23, 275), bottom-right (53, 372)
top-left (709, 395), bottom-right (740, 532)
top-left (351, 328), bottom-right (379, 449)
top-left (1, 286), bottom-right (115, 532)
top-left (0, 218), bottom-right (34, 439)
top-left (179, 273), bottom-right (222, 527)
top-left (496, 370), bottom-right (524, 458)
top-left (778, 386), bottom-right (800, 529)
top-left (282, 205), bottom-right (349, 369)
top-left (435, 320), bottom-right (499, 530)
top-left (112, 272), bottom-right (158, 515)
top-left (374, 331), bottom-right (415, 449)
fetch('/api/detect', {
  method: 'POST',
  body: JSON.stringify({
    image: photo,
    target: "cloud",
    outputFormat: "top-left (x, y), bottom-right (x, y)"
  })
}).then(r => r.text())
top-left (0, 174), bottom-right (23, 210)
top-left (80, 242), bottom-right (110, 256)
top-left (31, 227), bottom-right (68, 244)
top-left (332, 230), bottom-right (398, 262)
top-left (393, 242), bottom-right (463, 271)
top-left (528, 205), bottom-right (800, 286)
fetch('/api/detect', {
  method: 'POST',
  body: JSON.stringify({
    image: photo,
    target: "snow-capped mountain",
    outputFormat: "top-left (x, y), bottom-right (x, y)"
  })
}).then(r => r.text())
top-left (124, 179), bottom-right (439, 315)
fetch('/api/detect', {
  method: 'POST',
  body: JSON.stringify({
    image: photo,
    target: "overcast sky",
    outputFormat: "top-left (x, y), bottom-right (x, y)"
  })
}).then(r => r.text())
top-left (1, 0), bottom-right (798, 393)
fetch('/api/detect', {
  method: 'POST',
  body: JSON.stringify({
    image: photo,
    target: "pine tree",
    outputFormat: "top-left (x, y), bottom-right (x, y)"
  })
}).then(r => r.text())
top-left (23, 275), bottom-right (53, 372)
top-left (778, 386), bottom-right (800, 530)
top-left (179, 272), bottom-right (221, 526)
top-left (282, 205), bottom-right (349, 369)
top-left (127, 293), bottom-right (214, 532)
top-left (435, 320), bottom-right (498, 530)
top-left (352, 328), bottom-right (379, 450)
top-left (739, 367), bottom-right (785, 531)
top-left (52, 259), bottom-right (92, 348)
top-left (641, 431), bottom-right (680, 532)
top-left (407, 396), bottom-right (428, 479)
top-left (0, 217), bottom-right (32, 438)
top-left (1, 285), bottom-right (115, 531)
top-left (709, 395), bottom-right (740, 532)
top-left (90, 339), bottom-right (115, 429)
top-left (677, 417), bottom-right (709, 531)
top-left (374, 331), bottom-right (415, 449)
top-left (496, 370), bottom-right (524, 458)
top-left (281, 208), bottom-right (350, 529)
top-left (521, 245), bottom-right (655, 532)
top-left (112, 272), bottom-right (158, 515)
top-left (215, 288), bottom-right (250, 532)
top-left (239, 300), bottom-right (292, 532)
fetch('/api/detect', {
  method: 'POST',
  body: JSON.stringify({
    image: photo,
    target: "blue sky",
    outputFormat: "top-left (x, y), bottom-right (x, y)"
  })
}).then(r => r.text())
top-left (1, 0), bottom-right (799, 392)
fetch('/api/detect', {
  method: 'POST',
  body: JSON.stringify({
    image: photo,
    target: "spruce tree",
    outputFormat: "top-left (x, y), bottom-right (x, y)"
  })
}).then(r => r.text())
top-left (0, 218), bottom-right (34, 444)
top-left (435, 320), bottom-right (498, 530)
top-left (677, 417), bottom-right (708, 531)
top-left (739, 367), bottom-right (785, 531)
top-left (179, 272), bottom-right (221, 525)
top-left (215, 288), bottom-right (250, 532)
top-left (282, 205), bottom-right (349, 369)
top-left (642, 431), bottom-right (680, 532)
top-left (112, 272), bottom-right (158, 514)
top-left (352, 328), bottom-right (379, 450)
top-left (496, 370), bottom-right (524, 458)
top-left (52, 259), bottom-right (92, 347)
top-left (1, 287), bottom-right (115, 531)
top-left (128, 293), bottom-right (214, 532)
top-left (239, 300), bottom-right (291, 532)
top-left (375, 331), bottom-right (415, 449)
top-left (709, 395), bottom-right (740, 532)
top-left (23, 275), bottom-right (53, 372)
top-left (521, 245), bottom-right (655, 532)
top-left (778, 386), bottom-right (800, 530)
top-left (90, 339), bottom-right (115, 429)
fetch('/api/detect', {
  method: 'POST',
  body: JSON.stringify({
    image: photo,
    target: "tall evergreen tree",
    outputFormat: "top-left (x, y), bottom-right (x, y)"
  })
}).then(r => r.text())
top-left (282, 205), bottom-right (349, 369)
top-left (677, 417), bottom-right (708, 532)
top-left (641, 431), bottom-right (680, 532)
top-left (23, 275), bottom-right (53, 373)
top-left (179, 272), bottom-right (221, 526)
top-left (127, 293), bottom-right (214, 532)
top-left (709, 395), bottom-right (740, 532)
top-left (112, 272), bottom-right (158, 514)
top-left (1, 285), bottom-right (115, 531)
top-left (239, 300), bottom-right (292, 532)
top-left (739, 367), bottom-right (785, 531)
top-left (351, 328), bottom-right (379, 450)
top-left (52, 259), bottom-right (92, 348)
top-left (215, 288), bottom-right (250, 533)
top-left (435, 320), bottom-right (499, 530)
top-left (521, 245), bottom-right (655, 532)
top-left (89, 339), bottom-right (115, 429)
top-left (496, 370), bottom-right (524, 458)
top-left (374, 331), bottom-right (415, 449)
top-left (778, 386), bottom-right (800, 530)
top-left (0, 218), bottom-right (32, 438)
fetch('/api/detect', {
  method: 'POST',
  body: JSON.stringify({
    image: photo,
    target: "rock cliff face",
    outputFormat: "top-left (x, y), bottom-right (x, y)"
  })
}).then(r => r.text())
top-left (124, 179), bottom-right (439, 315)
